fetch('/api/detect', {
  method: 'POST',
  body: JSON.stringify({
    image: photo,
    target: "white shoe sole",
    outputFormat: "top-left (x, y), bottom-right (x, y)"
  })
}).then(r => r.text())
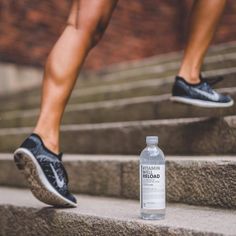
top-left (170, 96), bottom-right (234, 108)
top-left (14, 148), bottom-right (77, 208)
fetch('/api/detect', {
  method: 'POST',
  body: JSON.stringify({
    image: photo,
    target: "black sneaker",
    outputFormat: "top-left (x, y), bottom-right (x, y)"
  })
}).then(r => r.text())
top-left (14, 133), bottom-right (77, 208)
top-left (170, 76), bottom-right (234, 108)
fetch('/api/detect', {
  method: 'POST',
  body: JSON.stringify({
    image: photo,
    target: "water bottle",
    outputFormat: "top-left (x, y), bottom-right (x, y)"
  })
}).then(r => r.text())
top-left (140, 136), bottom-right (166, 220)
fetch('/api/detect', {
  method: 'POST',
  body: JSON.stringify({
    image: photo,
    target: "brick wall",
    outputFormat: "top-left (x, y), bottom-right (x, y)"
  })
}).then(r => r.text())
top-left (0, 0), bottom-right (236, 70)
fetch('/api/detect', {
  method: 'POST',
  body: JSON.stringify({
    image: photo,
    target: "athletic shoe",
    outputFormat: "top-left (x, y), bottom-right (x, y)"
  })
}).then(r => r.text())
top-left (170, 76), bottom-right (234, 108)
top-left (14, 133), bottom-right (77, 208)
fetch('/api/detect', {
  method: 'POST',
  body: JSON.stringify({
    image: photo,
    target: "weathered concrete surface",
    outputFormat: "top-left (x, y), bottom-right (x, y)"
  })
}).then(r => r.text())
top-left (65, 157), bottom-right (122, 197)
top-left (1, 42), bottom-right (236, 112)
top-left (122, 156), bottom-right (236, 208)
top-left (0, 187), bottom-right (236, 236)
top-left (1, 88), bottom-right (236, 128)
top-left (1, 68), bottom-right (236, 115)
top-left (0, 63), bottom-right (42, 96)
top-left (0, 156), bottom-right (26, 188)
top-left (0, 154), bottom-right (236, 209)
top-left (86, 50), bottom-right (236, 85)
top-left (0, 116), bottom-right (236, 155)
top-left (93, 43), bottom-right (236, 82)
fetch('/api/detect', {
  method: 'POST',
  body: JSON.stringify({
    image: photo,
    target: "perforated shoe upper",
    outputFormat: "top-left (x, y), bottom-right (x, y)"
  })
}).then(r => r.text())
top-left (172, 76), bottom-right (232, 103)
top-left (20, 133), bottom-right (76, 204)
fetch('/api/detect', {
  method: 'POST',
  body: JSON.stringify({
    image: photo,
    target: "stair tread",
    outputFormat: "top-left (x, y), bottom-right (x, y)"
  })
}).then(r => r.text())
top-left (0, 153), bottom-right (235, 209)
top-left (0, 187), bottom-right (236, 235)
top-left (96, 42), bottom-right (236, 74)
top-left (1, 66), bottom-right (236, 115)
top-left (1, 153), bottom-right (236, 161)
top-left (0, 116), bottom-right (216, 133)
top-left (2, 86), bottom-right (236, 117)
top-left (0, 116), bottom-right (235, 156)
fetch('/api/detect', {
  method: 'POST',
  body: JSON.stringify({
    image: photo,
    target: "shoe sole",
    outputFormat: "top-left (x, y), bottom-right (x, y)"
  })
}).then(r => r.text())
top-left (170, 96), bottom-right (234, 108)
top-left (14, 148), bottom-right (77, 208)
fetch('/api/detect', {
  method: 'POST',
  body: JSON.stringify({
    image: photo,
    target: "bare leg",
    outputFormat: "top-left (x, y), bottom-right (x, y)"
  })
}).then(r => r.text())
top-left (178, 0), bottom-right (226, 84)
top-left (34, 0), bottom-right (118, 153)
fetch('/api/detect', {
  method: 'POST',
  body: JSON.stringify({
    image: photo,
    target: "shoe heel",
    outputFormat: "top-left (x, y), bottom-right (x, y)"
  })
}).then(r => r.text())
top-left (14, 152), bottom-right (26, 170)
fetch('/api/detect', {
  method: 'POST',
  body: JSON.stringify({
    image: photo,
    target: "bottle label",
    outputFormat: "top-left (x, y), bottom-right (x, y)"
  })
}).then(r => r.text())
top-left (140, 164), bottom-right (165, 210)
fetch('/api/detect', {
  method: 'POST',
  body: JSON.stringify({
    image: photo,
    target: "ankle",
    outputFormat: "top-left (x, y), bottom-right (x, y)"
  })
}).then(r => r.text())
top-left (178, 64), bottom-right (201, 84)
top-left (178, 70), bottom-right (201, 84)
top-left (33, 129), bottom-right (60, 154)
top-left (180, 75), bottom-right (201, 84)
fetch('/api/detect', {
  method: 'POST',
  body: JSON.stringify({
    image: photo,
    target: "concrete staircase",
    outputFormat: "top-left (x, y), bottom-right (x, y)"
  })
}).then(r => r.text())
top-left (1, 187), bottom-right (236, 236)
top-left (1, 154), bottom-right (235, 208)
top-left (0, 42), bottom-right (236, 235)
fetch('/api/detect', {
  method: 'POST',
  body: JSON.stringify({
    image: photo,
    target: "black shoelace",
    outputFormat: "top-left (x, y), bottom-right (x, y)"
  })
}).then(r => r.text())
top-left (200, 74), bottom-right (224, 86)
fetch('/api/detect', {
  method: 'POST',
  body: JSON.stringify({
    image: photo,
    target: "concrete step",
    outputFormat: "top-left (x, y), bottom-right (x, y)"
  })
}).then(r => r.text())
top-left (0, 116), bottom-right (236, 155)
top-left (87, 53), bottom-right (236, 86)
top-left (88, 42), bottom-right (236, 82)
top-left (1, 45), bottom-right (236, 112)
top-left (1, 154), bottom-right (235, 209)
top-left (1, 87), bottom-right (236, 128)
top-left (1, 66), bottom-right (235, 114)
top-left (0, 187), bottom-right (236, 236)
top-left (0, 63), bottom-right (42, 96)
top-left (70, 69), bottom-right (236, 105)
top-left (1, 66), bottom-right (236, 115)
top-left (92, 42), bottom-right (236, 80)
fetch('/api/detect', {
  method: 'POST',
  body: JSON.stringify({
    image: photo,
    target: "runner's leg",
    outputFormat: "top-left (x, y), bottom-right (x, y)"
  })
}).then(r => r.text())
top-left (178, 0), bottom-right (226, 84)
top-left (171, 0), bottom-right (233, 107)
top-left (34, 0), bottom-right (118, 153)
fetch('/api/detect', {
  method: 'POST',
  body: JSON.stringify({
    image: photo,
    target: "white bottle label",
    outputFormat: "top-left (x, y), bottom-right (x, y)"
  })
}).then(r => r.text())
top-left (140, 165), bottom-right (165, 210)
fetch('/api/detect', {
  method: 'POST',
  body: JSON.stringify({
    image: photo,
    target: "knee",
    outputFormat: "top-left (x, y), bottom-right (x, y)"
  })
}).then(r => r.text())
top-left (89, 21), bottom-right (107, 48)
top-left (67, 18), bottom-right (108, 48)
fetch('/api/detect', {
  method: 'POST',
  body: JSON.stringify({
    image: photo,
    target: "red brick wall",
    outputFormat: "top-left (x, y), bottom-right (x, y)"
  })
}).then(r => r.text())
top-left (0, 0), bottom-right (236, 70)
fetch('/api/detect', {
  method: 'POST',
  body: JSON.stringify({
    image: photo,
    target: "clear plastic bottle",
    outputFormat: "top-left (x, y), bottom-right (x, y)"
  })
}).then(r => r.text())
top-left (140, 136), bottom-right (166, 220)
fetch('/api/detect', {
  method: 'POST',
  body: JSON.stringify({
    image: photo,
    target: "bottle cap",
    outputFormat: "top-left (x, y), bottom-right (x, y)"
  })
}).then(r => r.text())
top-left (146, 136), bottom-right (158, 145)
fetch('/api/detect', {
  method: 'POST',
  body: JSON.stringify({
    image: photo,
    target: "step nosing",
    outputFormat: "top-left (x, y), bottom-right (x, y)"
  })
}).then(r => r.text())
top-left (1, 187), bottom-right (236, 235)
top-left (96, 43), bottom-right (236, 74)
top-left (76, 67), bottom-right (236, 94)
top-left (96, 52), bottom-right (236, 80)
top-left (1, 153), bottom-right (236, 162)
top-left (3, 87), bottom-right (236, 119)
top-left (0, 117), bottom-right (211, 135)
top-left (2, 68), bottom-right (236, 118)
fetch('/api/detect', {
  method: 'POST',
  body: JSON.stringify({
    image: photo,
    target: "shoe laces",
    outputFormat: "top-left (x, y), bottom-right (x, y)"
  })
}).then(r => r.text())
top-left (201, 81), bottom-right (214, 93)
top-left (200, 74), bottom-right (224, 86)
top-left (200, 74), bottom-right (224, 94)
top-left (60, 162), bottom-right (69, 185)
top-left (57, 153), bottom-right (69, 184)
